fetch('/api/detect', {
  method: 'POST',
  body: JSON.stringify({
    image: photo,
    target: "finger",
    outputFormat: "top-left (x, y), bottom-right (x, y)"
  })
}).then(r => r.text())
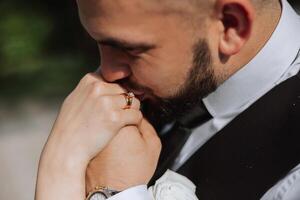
top-left (119, 109), bottom-right (143, 128)
top-left (87, 73), bottom-right (126, 95)
top-left (76, 73), bottom-right (103, 92)
top-left (80, 72), bottom-right (104, 87)
top-left (120, 93), bottom-right (140, 110)
top-left (89, 82), bottom-right (126, 97)
top-left (118, 125), bottom-right (139, 135)
top-left (139, 119), bottom-right (159, 139)
top-left (99, 94), bottom-right (141, 110)
top-left (139, 119), bottom-right (161, 151)
top-left (79, 73), bottom-right (126, 96)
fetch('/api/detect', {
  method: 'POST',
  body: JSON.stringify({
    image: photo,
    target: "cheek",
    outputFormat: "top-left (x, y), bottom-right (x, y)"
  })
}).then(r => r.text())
top-left (131, 55), bottom-right (191, 98)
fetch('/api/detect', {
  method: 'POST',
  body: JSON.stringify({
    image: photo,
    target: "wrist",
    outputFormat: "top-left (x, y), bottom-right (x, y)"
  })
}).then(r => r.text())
top-left (86, 163), bottom-right (148, 193)
top-left (41, 135), bottom-right (90, 171)
top-left (39, 154), bottom-right (86, 182)
top-left (38, 148), bottom-right (89, 191)
top-left (86, 173), bottom-right (145, 193)
top-left (36, 154), bottom-right (87, 200)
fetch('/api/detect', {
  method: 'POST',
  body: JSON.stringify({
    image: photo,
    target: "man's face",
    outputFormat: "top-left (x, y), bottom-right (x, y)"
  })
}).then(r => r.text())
top-left (77, 0), bottom-right (217, 125)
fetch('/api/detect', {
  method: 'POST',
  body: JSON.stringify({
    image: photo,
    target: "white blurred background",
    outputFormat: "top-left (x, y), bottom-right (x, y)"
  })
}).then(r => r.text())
top-left (0, 100), bottom-right (58, 200)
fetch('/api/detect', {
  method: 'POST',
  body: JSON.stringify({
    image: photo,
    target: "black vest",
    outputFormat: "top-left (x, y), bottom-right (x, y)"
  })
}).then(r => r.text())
top-left (173, 72), bottom-right (300, 199)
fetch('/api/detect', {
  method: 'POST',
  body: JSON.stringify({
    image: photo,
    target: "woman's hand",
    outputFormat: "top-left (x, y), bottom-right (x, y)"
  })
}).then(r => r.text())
top-left (35, 73), bottom-right (142, 200)
top-left (43, 73), bottom-right (141, 166)
top-left (86, 119), bottom-right (162, 192)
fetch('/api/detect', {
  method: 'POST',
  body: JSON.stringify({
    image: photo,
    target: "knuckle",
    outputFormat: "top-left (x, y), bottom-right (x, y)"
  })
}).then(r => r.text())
top-left (98, 96), bottom-right (112, 107)
top-left (81, 73), bottom-right (95, 85)
top-left (89, 81), bottom-right (106, 97)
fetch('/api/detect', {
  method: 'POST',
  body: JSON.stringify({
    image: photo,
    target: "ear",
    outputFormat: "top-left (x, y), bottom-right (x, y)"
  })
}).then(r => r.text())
top-left (215, 0), bottom-right (255, 56)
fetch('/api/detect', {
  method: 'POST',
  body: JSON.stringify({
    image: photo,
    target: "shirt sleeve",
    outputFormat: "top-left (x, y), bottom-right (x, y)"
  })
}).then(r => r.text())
top-left (261, 164), bottom-right (300, 200)
top-left (108, 185), bottom-right (153, 200)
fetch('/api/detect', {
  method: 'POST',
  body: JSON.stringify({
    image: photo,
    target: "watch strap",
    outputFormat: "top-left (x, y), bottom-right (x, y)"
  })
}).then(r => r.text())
top-left (86, 186), bottom-right (120, 200)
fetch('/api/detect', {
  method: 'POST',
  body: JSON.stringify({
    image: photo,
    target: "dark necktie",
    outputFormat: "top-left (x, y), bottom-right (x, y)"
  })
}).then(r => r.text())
top-left (149, 104), bottom-right (212, 185)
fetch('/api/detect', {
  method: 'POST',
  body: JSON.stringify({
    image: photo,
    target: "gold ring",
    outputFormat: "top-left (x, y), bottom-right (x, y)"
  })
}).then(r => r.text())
top-left (123, 92), bottom-right (134, 109)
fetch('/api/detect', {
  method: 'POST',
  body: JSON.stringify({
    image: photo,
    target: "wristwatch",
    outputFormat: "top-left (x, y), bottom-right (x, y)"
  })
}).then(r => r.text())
top-left (86, 186), bottom-right (120, 200)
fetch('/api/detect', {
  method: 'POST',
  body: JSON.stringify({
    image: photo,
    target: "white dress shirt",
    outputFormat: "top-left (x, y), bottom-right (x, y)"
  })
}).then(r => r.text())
top-left (108, 0), bottom-right (300, 199)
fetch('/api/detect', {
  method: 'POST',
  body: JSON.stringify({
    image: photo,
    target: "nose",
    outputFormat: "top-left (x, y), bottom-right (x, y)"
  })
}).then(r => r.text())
top-left (99, 46), bottom-right (132, 83)
top-left (100, 63), bottom-right (131, 83)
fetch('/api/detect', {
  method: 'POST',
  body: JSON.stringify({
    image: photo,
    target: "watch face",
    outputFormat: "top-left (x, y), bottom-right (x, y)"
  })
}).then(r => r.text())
top-left (89, 192), bottom-right (107, 200)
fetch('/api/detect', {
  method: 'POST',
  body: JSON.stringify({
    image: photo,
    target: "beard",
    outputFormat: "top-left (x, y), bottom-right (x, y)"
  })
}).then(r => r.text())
top-left (142, 39), bottom-right (218, 130)
top-left (119, 39), bottom-right (218, 130)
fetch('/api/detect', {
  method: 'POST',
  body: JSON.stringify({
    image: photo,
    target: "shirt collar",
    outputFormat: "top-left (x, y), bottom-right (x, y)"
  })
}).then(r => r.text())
top-left (203, 0), bottom-right (300, 118)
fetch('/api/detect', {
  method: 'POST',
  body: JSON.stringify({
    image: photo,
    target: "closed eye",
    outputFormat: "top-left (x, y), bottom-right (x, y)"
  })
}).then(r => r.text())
top-left (97, 38), bottom-right (155, 56)
top-left (126, 48), bottom-right (147, 56)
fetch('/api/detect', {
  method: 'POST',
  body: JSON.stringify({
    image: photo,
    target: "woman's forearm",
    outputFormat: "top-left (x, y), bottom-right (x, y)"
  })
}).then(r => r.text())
top-left (35, 147), bottom-right (87, 200)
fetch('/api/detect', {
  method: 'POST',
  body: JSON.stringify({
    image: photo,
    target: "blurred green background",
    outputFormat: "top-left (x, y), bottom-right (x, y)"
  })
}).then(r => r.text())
top-left (0, 0), bottom-right (299, 102)
top-left (0, 0), bottom-right (98, 102)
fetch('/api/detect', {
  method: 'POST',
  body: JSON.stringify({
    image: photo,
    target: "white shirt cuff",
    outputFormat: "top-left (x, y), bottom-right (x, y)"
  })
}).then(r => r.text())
top-left (107, 185), bottom-right (152, 200)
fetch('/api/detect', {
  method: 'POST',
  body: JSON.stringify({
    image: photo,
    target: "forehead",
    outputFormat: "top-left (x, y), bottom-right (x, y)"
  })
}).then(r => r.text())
top-left (77, 0), bottom-right (194, 18)
top-left (78, 0), bottom-right (149, 17)
top-left (77, 0), bottom-right (196, 40)
top-left (77, 0), bottom-right (150, 34)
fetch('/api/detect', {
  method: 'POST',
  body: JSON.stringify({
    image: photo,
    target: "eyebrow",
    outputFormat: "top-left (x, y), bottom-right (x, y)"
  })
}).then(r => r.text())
top-left (97, 37), bottom-right (156, 52)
